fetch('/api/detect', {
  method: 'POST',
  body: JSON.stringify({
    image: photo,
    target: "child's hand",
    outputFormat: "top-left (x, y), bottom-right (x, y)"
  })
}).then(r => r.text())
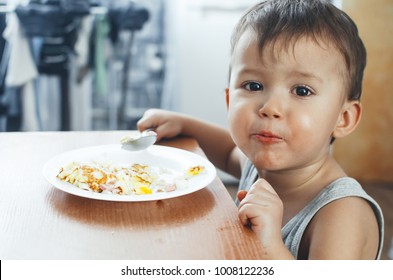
top-left (238, 179), bottom-right (284, 248)
top-left (137, 109), bottom-right (185, 141)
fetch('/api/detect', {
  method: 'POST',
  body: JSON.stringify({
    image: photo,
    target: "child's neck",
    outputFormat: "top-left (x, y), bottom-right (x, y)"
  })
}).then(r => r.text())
top-left (258, 155), bottom-right (347, 225)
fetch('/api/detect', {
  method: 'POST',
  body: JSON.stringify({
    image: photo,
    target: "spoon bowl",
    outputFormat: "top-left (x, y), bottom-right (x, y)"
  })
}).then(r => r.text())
top-left (121, 130), bottom-right (157, 151)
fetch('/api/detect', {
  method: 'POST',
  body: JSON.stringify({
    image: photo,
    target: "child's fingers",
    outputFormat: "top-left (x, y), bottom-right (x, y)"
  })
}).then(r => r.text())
top-left (237, 190), bottom-right (248, 202)
top-left (238, 203), bottom-right (252, 225)
top-left (249, 178), bottom-right (278, 195)
top-left (136, 116), bottom-right (153, 132)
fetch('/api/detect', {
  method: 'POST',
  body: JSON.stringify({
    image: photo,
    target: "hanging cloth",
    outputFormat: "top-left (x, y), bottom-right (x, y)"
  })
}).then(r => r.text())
top-left (93, 13), bottom-right (110, 96)
top-left (3, 12), bottom-right (41, 131)
top-left (60, 0), bottom-right (90, 17)
top-left (3, 13), bottom-right (38, 87)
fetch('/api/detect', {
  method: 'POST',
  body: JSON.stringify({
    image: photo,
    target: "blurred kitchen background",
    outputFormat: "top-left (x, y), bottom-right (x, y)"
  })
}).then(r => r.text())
top-left (0, 0), bottom-right (392, 258)
top-left (0, 0), bottom-right (251, 133)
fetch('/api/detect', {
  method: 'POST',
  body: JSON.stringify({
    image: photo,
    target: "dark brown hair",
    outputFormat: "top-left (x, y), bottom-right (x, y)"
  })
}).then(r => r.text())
top-left (230, 0), bottom-right (366, 101)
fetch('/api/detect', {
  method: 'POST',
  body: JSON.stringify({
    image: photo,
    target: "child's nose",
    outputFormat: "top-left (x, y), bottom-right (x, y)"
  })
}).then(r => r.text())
top-left (258, 94), bottom-right (283, 119)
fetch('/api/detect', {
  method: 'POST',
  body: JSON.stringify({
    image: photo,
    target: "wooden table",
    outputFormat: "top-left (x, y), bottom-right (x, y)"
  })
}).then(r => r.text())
top-left (0, 131), bottom-right (266, 260)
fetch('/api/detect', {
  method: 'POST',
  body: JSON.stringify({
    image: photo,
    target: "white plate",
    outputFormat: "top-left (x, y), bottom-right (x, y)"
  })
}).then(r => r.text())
top-left (43, 144), bottom-right (216, 202)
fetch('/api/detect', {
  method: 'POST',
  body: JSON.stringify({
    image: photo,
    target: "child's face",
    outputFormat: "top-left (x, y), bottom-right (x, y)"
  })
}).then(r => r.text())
top-left (227, 30), bottom-right (349, 171)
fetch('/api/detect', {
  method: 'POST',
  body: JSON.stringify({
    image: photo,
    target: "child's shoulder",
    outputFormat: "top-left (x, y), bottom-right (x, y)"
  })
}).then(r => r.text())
top-left (311, 177), bottom-right (383, 242)
top-left (313, 177), bottom-right (379, 226)
top-left (284, 177), bottom-right (384, 259)
top-left (314, 177), bottom-right (378, 206)
top-left (303, 177), bottom-right (383, 259)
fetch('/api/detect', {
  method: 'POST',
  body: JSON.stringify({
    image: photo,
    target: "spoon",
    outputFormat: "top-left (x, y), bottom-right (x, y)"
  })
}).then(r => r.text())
top-left (120, 129), bottom-right (157, 151)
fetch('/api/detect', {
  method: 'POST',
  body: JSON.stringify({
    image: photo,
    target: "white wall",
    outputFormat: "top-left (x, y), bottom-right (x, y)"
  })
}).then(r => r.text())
top-left (163, 0), bottom-right (260, 128)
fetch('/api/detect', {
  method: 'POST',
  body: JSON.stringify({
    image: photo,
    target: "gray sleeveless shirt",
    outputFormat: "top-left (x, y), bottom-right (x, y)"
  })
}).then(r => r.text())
top-left (237, 160), bottom-right (385, 259)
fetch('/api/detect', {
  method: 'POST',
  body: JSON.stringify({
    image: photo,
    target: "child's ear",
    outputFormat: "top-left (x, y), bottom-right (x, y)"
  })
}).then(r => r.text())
top-left (333, 100), bottom-right (362, 139)
top-left (225, 88), bottom-right (230, 109)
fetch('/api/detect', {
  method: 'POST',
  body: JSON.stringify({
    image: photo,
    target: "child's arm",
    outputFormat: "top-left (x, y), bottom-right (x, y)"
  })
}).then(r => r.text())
top-left (137, 109), bottom-right (245, 178)
top-left (238, 179), bottom-right (380, 259)
top-left (301, 196), bottom-right (380, 259)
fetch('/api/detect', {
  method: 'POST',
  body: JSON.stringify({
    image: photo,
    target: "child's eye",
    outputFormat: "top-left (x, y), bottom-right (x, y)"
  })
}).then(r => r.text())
top-left (293, 86), bottom-right (313, 97)
top-left (243, 82), bottom-right (263, 91)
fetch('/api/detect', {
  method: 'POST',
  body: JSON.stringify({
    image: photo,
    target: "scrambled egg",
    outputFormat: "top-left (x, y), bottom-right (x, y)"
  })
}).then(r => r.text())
top-left (56, 162), bottom-right (205, 196)
top-left (187, 165), bottom-right (205, 176)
